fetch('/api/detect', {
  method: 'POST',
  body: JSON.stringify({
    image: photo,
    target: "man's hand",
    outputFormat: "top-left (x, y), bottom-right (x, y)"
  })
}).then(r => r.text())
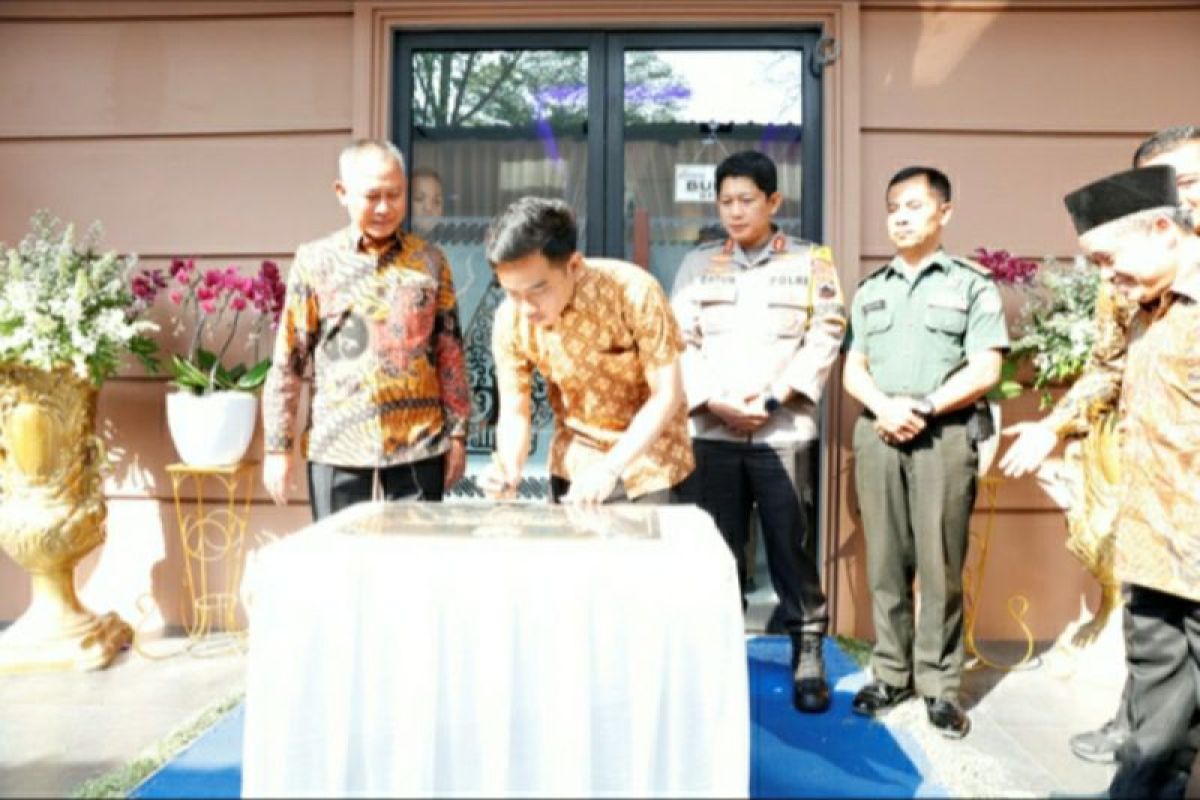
top-left (562, 463), bottom-right (621, 506)
top-left (999, 421), bottom-right (1058, 477)
top-left (444, 438), bottom-right (466, 489)
top-left (480, 457), bottom-right (518, 500)
top-left (263, 452), bottom-right (293, 506)
top-left (708, 395), bottom-right (769, 435)
top-left (873, 396), bottom-right (928, 444)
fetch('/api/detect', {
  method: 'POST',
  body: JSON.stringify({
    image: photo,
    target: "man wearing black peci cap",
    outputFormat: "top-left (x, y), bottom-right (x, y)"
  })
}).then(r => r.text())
top-left (1062, 164), bottom-right (1200, 799)
top-left (1002, 125), bottom-right (1200, 768)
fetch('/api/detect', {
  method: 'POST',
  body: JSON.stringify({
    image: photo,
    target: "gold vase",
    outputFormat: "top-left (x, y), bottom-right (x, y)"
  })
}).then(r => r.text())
top-left (0, 364), bottom-right (132, 673)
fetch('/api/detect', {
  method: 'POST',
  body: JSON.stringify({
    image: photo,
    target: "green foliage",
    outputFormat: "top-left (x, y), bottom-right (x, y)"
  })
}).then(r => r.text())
top-left (987, 357), bottom-right (1024, 402)
top-left (71, 691), bottom-right (243, 799)
top-left (1010, 256), bottom-right (1101, 407)
top-left (412, 50), bottom-right (686, 128)
top-left (168, 350), bottom-right (270, 395)
top-left (833, 634), bottom-right (872, 668)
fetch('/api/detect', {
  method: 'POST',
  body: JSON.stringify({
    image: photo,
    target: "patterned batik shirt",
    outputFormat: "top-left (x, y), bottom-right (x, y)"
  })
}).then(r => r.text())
top-left (1043, 278), bottom-right (1137, 437)
top-left (262, 227), bottom-right (470, 467)
top-left (1113, 265), bottom-right (1200, 601)
top-left (492, 258), bottom-right (694, 498)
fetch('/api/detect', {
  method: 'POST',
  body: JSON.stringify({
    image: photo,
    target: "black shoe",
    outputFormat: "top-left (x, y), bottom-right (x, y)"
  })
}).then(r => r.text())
top-left (1068, 718), bottom-right (1128, 764)
top-left (851, 680), bottom-right (914, 717)
top-left (792, 634), bottom-right (830, 714)
top-left (766, 604), bottom-right (786, 635)
top-left (925, 697), bottom-right (970, 739)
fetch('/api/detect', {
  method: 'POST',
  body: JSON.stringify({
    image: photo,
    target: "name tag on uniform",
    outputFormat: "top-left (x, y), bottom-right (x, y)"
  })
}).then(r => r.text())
top-left (863, 299), bottom-right (887, 313)
top-left (769, 274), bottom-right (808, 287)
top-left (696, 276), bottom-right (737, 303)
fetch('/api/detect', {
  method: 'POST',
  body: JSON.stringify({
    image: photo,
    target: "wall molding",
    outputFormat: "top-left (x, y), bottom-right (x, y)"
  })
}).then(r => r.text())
top-left (862, 0), bottom-right (1198, 10)
top-left (0, 1), bottom-right (351, 19)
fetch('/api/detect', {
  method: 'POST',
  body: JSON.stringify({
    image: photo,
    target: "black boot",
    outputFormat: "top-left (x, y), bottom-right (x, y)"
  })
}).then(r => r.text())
top-left (792, 634), bottom-right (831, 713)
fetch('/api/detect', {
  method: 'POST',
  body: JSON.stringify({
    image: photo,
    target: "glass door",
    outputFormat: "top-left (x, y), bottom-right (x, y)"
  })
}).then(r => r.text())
top-left (394, 36), bottom-right (604, 488)
top-left (393, 31), bottom-right (823, 494)
top-left (606, 36), bottom-right (821, 291)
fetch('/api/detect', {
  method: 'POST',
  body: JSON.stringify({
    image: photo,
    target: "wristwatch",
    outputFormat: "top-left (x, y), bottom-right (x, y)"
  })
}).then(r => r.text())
top-left (763, 395), bottom-right (782, 414)
top-left (912, 396), bottom-right (936, 419)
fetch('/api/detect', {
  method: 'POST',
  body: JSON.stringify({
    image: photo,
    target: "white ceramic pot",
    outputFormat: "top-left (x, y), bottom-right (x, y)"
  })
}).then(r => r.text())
top-left (166, 390), bottom-right (258, 467)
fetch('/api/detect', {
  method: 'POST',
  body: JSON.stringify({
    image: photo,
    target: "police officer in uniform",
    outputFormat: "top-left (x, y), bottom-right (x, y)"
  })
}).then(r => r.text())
top-left (672, 151), bottom-right (847, 714)
top-left (843, 165), bottom-right (1008, 738)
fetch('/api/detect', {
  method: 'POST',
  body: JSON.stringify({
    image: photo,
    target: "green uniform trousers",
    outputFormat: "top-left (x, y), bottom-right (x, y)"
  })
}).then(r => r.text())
top-left (853, 411), bottom-right (978, 699)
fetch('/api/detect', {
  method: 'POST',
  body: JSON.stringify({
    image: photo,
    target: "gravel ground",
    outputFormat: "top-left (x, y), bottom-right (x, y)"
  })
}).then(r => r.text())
top-left (880, 698), bottom-right (1041, 797)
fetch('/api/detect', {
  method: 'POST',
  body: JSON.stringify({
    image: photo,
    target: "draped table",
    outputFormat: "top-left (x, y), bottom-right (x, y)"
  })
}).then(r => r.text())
top-left (241, 501), bottom-right (749, 798)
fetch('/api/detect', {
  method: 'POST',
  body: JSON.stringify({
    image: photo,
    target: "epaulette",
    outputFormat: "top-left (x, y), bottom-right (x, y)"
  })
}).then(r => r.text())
top-left (774, 233), bottom-right (814, 251)
top-left (951, 256), bottom-right (993, 278)
top-left (857, 262), bottom-right (890, 287)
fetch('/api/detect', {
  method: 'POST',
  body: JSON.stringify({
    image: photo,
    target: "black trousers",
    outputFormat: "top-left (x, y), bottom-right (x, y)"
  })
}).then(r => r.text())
top-left (1110, 584), bottom-right (1200, 799)
top-left (1104, 590), bottom-right (1199, 775)
top-left (693, 438), bottom-right (828, 637)
top-left (307, 455), bottom-right (446, 522)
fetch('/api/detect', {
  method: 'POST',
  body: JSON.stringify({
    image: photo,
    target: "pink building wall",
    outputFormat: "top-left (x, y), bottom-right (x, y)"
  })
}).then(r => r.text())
top-left (1, 0), bottom-right (1197, 642)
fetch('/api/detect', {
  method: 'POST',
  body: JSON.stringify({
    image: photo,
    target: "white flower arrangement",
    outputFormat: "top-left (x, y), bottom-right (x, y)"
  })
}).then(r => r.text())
top-left (1011, 254), bottom-right (1101, 406)
top-left (0, 211), bottom-right (158, 384)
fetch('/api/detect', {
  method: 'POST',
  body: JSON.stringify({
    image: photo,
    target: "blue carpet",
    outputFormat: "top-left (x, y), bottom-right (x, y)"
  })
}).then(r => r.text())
top-left (134, 636), bottom-right (942, 798)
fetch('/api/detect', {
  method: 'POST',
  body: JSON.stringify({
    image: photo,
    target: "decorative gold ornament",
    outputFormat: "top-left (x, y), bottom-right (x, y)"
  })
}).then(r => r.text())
top-left (0, 364), bottom-right (132, 673)
top-left (964, 477), bottom-right (1036, 672)
top-left (1055, 410), bottom-right (1122, 646)
top-left (166, 461), bottom-right (256, 651)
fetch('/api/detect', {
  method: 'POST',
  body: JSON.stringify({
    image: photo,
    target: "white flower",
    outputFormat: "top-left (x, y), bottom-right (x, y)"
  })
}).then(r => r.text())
top-left (0, 211), bottom-right (158, 383)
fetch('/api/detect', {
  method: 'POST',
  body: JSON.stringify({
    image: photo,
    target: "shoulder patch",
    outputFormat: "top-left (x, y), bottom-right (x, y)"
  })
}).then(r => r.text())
top-left (977, 292), bottom-right (1003, 315)
top-left (810, 252), bottom-right (842, 303)
top-left (811, 244), bottom-right (834, 263)
top-left (857, 263), bottom-right (890, 287)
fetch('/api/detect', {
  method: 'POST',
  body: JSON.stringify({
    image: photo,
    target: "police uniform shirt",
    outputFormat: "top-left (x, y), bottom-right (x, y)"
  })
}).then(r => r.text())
top-left (671, 232), bottom-right (847, 443)
top-left (846, 250), bottom-right (1009, 397)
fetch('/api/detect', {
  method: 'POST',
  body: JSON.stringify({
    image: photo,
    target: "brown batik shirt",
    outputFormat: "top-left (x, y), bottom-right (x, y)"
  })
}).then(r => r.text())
top-left (1113, 264), bottom-right (1200, 601)
top-left (492, 258), bottom-right (694, 498)
top-left (262, 227), bottom-right (470, 467)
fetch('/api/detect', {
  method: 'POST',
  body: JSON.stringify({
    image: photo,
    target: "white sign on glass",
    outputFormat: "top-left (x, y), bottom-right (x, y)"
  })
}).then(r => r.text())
top-left (674, 164), bottom-right (717, 203)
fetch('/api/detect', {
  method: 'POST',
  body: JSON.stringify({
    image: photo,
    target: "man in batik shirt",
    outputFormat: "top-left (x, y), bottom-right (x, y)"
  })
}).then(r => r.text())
top-left (1061, 164), bottom-right (1200, 799)
top-left (1001, 125), bottom-right (1200, 765)
top-left (480, 197), bottom-right (695, 506)
top-left (262, 139), bottom-right (470, 519)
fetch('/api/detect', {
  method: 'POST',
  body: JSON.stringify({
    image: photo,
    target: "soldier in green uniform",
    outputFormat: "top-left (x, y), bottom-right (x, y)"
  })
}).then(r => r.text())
top-left (671, 151), bottom-right (847, 714)
top-left (843, 166), bottom-right (1008, 739)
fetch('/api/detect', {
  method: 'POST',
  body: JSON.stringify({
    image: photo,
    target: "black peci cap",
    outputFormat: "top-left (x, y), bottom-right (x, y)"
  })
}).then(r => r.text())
top-left (1063, 165), bottom-right (1179, 236)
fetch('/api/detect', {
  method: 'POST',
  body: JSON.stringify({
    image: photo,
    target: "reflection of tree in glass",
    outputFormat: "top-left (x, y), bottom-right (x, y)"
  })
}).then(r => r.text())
top-left (760, 52), bottom-right (804, 122)
top-left (413, 51), bottom-right (688, 128)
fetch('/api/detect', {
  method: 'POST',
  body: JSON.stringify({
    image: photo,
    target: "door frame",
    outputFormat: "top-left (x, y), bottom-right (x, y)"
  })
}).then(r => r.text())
top-left (364, 1), bottom-right (862, 635)
top-left (601, 30), bottom-right (824, 254)
top-left (392, 30), bottom-right (823, 259)
top-left (392, 31), bottom-right (608, 254)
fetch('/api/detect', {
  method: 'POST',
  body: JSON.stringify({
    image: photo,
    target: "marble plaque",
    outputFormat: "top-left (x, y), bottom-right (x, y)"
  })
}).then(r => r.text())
top-left (333, 500), bottom-right (660, 540)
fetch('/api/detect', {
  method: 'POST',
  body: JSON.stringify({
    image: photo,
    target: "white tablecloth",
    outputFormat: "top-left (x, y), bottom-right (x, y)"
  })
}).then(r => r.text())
top-left (241, 503), bottom-right (749, 798)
